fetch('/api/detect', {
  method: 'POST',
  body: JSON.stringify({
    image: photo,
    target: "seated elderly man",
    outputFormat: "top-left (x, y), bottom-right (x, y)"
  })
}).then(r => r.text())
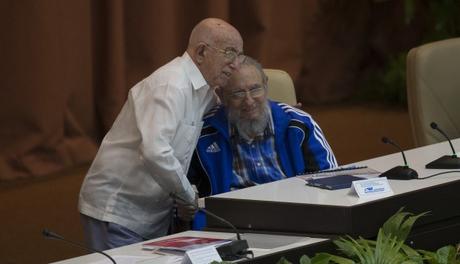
top-left (186, 56), bottom-right (337, 229)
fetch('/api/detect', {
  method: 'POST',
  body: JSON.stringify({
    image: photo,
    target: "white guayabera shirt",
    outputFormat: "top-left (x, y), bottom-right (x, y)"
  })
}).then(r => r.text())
top-left (79, 52), bottom-right (217, 238)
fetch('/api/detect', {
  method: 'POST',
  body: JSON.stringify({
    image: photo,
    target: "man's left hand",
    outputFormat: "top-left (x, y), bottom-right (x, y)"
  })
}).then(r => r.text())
top-left (175, 200), bottom-right (197, 222)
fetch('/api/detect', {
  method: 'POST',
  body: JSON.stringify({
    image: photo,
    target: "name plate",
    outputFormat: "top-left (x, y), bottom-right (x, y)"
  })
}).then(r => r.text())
top-left (351, 177), bottom-right (393, 198)
top-left (182, 246), bottom-right (222, 264)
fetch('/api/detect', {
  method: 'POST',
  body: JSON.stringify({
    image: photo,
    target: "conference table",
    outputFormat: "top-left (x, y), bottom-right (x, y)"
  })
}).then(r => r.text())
top-left (205, 138), bottom-right (460, 250)
top-left (51, 230), bottom-right (330, 263)
top-left (53, 139), bottom-right (460, 263)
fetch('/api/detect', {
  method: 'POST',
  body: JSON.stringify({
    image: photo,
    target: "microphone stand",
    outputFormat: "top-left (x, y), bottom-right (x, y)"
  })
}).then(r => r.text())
top-left (380, 137), bottom-right (418, 180)
top-left (171, 194), bottom-right (250, 261)
top-left (42, 229), bottom-right (117, 264)
top-left (199, 208), bottom-right (249, 260)
top-left (426, 122), bottom-right (460, 169)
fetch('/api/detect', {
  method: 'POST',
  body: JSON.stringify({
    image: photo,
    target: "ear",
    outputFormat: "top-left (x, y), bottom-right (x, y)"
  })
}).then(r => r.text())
top-left (263, 75), bottom-right (269, 86)
top-left (195, 43), bottom-right (206, 64)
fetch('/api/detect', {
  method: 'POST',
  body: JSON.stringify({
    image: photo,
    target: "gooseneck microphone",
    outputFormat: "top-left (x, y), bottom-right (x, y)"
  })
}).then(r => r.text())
top-left (430, 122), bottom-right (457, 157)
top-left (199, 208), bottom-right (242, 241)
top-left (382, 137), bottom-right (409, 166)
top-left (199, 207), bottom-right (250, 260)
top-left (42, 229), bottom-right (117, 264)
top-left (425, 122), bottom-right (460, 169)
top-left (171, 194), bottom-right (250, 261)
top-left (380, 137), bottom-right (418, 180)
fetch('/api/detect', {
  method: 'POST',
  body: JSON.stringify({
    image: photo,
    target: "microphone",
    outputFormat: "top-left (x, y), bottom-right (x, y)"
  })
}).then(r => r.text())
top-left (199, 207), bottom-right (250, 260)
top-left (42, 229), bottom-right (117, 264)
top-left (379, 137), bottom-right (418, 180)
top-left (171, 194), bottom-right (249, 261)
top-left (425, 122), bottom-right (460, 169)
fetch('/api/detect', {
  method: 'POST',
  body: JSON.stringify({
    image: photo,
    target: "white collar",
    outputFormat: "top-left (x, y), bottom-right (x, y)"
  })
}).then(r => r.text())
top-left (182, 52), bottom-right (209, 91)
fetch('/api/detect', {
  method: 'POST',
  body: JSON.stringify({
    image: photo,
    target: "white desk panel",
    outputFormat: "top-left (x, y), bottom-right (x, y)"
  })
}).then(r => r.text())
top-left (51, 231), bottom-right (234, 264)
top-left (52, 231), bottom-right (328, 264)
top-left (211, 139), bottom-right (460, 206)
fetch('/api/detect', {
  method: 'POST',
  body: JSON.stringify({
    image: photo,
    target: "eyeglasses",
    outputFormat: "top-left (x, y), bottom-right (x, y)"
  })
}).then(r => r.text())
top-left (204, 43), bottom-right (246, 64)
top-left (230, 86), bottom-right (265, 100)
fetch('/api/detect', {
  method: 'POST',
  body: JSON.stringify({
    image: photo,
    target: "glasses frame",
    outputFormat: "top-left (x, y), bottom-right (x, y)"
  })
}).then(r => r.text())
top-left (204, 43), bottom-right (245, 63)
top-left (229, 85), bottom-right (267, 101)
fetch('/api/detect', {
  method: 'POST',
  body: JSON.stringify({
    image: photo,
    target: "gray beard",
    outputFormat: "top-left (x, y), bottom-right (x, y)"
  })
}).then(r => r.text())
top-left (228, 104), bottom-right (270, 142)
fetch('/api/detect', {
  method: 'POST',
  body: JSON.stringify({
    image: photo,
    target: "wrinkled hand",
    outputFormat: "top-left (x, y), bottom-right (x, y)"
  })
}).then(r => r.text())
top-left (175, 196), bottom-right (198, 222)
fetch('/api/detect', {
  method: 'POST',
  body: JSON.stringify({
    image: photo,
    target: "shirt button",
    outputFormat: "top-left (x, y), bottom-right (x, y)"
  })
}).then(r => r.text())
top-left (257, 162), bottom-right (261, 166)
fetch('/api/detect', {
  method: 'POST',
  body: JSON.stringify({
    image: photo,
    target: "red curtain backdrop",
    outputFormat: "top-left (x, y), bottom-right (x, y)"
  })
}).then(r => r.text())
top-left (0, 0), bottom-right (420, 180)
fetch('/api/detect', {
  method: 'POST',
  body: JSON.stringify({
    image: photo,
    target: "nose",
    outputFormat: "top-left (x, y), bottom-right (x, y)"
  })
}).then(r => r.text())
top-left (229, 55), bottom-right (244, 69)
top-left (229, 60), bottom-right (239, 70)
top-left (243, 92), bottom-right (255, 105)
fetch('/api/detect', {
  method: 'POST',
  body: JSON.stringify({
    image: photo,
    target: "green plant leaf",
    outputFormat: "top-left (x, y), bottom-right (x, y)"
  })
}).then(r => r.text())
top-left (310, 253), bottom-right (355, 264)
top-left (311, 253), bottom-right (333, 264)
top-left (334, 236), bottom-right (366, 262)
top-left (436, 245), bottom-right (459, 263)
top-left (421, 245), bottom-right (460, 264)
top-left (400, 244), bottom-right (423, 262)
top-left (277, 257), bottom-right (293, 264)
top-left (373, 228), bottom-right (409, 264)
top-left (328, 255), bottom-right (356, 264)
top-left (300, 255), bottom-right (312, 264)
top-left (330, 209), bottom-right (432, 264)
top-left (381, 208), bottom-right (428, 242)
top-left (418, 249), bottom-right (438, 264)
top-left (308, 209), bottom-right (459, 264)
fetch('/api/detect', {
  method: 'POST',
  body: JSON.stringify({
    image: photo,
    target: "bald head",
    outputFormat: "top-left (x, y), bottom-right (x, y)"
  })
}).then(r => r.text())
top-left (188, 18), bottom-right (242, 50)
top-left (186, 18), bottom-right (244, 89)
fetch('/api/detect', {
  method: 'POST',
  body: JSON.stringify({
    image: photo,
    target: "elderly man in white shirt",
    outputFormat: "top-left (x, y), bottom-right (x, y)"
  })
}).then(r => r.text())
top-left (78, 18), bottom-right (244, 250)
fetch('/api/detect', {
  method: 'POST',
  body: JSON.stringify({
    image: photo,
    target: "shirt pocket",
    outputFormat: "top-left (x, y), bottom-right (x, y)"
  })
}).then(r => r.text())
top-left (171, 120), bottom-right (203, 165)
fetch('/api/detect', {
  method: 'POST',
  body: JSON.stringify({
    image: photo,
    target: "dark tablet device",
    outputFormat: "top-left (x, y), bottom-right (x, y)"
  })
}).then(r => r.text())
top-left (305, 175), bottom-right (365, 190)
